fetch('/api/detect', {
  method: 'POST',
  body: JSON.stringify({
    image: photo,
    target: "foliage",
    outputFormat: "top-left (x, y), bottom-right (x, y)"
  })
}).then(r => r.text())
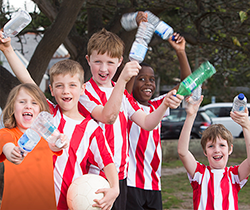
top-left (1, 0), bottom-right (250, 108)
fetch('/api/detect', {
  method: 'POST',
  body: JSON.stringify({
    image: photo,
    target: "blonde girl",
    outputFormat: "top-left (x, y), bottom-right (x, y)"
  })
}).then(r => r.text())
top-left (0, 83), bottom-right (57, 210)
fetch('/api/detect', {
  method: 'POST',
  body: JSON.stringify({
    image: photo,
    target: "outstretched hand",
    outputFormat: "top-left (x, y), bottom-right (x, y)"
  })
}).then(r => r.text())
top-left (230, 107), bottom-right (250, 129)
top-left (163, 89), bottom-right (184, 109)
top-left (0, 31), bottom-right (11, 51)
top-left (185, 95), bottom-right (204, 116)
top-left (169, 32), bottom-right (186, 52)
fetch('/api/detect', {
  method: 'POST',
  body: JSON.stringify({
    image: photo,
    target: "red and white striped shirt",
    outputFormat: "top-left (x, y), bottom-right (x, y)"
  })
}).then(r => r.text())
top-left (48, 101), bottom-right (114, 210)
top-left (127, 95), bottom-right (168, 191)
top-left (188, 161), bottom-right (248, 210)
top-left (78, 78), bottom-right (140, 180)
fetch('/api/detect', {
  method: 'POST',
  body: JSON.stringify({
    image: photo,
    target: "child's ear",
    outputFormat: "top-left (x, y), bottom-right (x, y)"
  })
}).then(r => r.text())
top-left (203, 149), bottom-right (207, 157)
top-left (117, 56), bottom-right (123, 67)
top-left (85, 55), bottom-right (90, 64)
top-left (229, 144), bottom-right (233, 155)
top-left (49, 84), bottom-right (54, 97)
top-left (80, 83), bottom-right (86, 95)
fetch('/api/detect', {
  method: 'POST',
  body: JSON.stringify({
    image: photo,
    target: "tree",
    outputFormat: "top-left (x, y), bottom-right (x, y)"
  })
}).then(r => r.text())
top-left (1, 0), bottom-right (250, 109)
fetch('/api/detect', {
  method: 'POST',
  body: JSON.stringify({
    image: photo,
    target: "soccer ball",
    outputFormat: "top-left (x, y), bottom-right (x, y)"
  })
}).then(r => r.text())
top-left (67, 174), bottom-right (110, 210)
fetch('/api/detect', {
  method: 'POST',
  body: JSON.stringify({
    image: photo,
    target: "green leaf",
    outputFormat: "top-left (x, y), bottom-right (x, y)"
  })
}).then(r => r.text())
top-left (239, 11), bottom-right (248, 23)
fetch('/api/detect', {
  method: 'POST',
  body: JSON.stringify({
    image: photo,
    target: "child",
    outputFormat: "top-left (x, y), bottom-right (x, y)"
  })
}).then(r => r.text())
top-left (125, 33), bottom-right (191, 210)
top-left (0, 83), bottom-right (57, 210)
top-left (78, 28), bottom-right (184, 210)
top-left (178, 96), bottom-right (250, 209)
top-left (0, 35), bottom-right (119, 210)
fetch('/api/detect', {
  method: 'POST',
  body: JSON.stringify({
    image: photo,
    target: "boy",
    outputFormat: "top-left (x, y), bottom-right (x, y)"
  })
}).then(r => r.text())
top-left (0, 35), bottom-right (119, 210)
top-left (78, 28), bottom-right (184, 210)
top-left (178, 96), bottom-right (250, 209)
top-left (125, 33), bottom-right (191, 210)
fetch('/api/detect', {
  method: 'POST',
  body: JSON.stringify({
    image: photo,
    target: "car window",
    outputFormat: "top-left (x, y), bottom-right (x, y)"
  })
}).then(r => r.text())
top-left (207, 107), bottom-right (220, 117)
top-left (218, 107), bottom-right (231, 117)
top-left (204, 110), bottom-right (217, 118)
top-left (163, 109), bottom-right (186, 122)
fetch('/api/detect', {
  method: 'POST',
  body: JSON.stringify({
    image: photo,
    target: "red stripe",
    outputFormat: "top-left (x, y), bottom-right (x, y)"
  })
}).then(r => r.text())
top-left (221, 168), bottom-right (229, 210)
top-left (151, 128), bottom-right (160, 190)
top-left (206, 169), bottom-right (214, 210)
top-left (135, 129), bottom-right (149, 188)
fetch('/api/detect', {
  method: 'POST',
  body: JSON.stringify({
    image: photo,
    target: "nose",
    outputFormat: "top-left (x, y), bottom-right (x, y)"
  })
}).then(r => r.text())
top-left (25, 102), bottom-right (32, 109)
top-left (62, 85), bottom-right (70, 94)
top-left (100, 63), bottom-right (107, 72)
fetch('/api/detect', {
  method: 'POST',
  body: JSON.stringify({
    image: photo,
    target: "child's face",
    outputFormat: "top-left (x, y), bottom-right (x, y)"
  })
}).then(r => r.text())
top-left (86, 50), bottom-right (122, 88)
top-left (50, 73), bottom-right (85, 116)
top-left (14, 88), bottom-right (41, 133)
top-left (132, 66), bottom-right (156, 106)
top-left (204, 136), bottom-right (233, 170)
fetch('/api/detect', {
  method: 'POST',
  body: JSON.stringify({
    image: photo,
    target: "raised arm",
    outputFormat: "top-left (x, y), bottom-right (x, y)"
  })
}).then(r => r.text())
top-left (231, 108), bottom-right (250, 181)
top-left (91, 61), bottom-right (140, 124)
top-left (0, 32), bottom-right (35, 84)
top-left (169, 33), bottom-right (192, 90)
top-left (177, 96), bottom-right (203, 178)
top-left (131, 89), bottom-right (183, 130)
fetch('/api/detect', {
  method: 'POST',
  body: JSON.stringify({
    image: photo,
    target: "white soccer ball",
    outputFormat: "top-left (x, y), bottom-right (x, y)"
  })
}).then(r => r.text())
top-left (67, 174), bottom-right (110, 210)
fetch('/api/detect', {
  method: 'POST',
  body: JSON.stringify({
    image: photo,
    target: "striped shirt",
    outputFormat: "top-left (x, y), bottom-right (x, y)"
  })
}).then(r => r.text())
top-left (48, 101), bottom-right (114, 210)
top-left (78, 78), bottom-right (140, 180)
top-left (188, 161), bottom-right (248, 210)
top-left (127, 95), bottom-right (168, 190)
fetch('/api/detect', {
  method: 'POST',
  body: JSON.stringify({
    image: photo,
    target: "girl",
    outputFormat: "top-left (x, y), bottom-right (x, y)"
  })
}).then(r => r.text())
top-left (0, 83), bottom-right (57, 210)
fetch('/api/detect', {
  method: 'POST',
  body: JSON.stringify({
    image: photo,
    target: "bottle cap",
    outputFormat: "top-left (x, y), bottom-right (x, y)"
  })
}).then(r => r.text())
top-left (238, 93), bottom-right (245, 100)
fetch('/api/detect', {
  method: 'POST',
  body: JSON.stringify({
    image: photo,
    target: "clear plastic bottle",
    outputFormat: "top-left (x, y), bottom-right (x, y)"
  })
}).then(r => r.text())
top-left (145, 11), bottom-right (174, 40)
top-left (31, 111), bottom-right (65, 148)
top-left (2, 9), bottom-right (32, 39)
top-left (189, 84), bottom-right (202, 104)
top-left (232, 93), bottom-right (247, 113)
top-left (18, 128), bottom-right (40, 154)
top-left (129, 21), bottom-right (154, 63)
top-left (177, 61), bottom-right (216, 96)
top-left (120, 12), bottom-right (138, 31)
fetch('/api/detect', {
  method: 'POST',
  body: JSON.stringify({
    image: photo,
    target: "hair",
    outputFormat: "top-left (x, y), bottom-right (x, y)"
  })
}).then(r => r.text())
top-left (49, 59), bottom-right (85, 85)
top-left (2, 83), bottom-right (50, 129)
top-left (140, 62), bottom-right (152, 68)
top-left (87, 28), bottom-right (124, 59)
top-left (201, 124), bottom-right (233, 154)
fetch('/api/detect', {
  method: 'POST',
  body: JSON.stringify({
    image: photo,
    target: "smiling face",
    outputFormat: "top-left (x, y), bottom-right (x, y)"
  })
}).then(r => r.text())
top-left (86, 50), bottom-right (122, 88)
top-left (204, 136), bottom-right (233, 170)
top-left (132, 65), bottom-right (156, 106)
top-left (50, 73), bottom-right (85, 117)
top-left (14, 88), bottom-right (41, 133)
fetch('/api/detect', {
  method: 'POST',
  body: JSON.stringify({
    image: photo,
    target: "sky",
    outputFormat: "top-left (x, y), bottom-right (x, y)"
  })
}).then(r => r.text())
top-left (3, 0), bottom-right (37, 12)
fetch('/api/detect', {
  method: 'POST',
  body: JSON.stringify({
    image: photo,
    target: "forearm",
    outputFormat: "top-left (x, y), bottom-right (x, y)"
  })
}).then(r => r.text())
top-left (101, 79), bottom-right (126, 124)
top-left (176, 50), bottom-right (192, 81)
top-left (2, 143), bottom-right (15, 162)
top-left (2, 46), bottom-right (35, 84)
top-left (103, 163), bottom-right (119, 192)
top-left (178, 114), bottom-right (196, 157)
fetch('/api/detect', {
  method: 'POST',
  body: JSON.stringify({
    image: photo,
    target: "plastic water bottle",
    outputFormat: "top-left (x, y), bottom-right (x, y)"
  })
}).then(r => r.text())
top-left (145, 11), bottom-right (174, 40)
top-left (31, 111), bottom-right (65, 148)
top-left (232, 93), bottom-right (247, 112)
top-left (2, 9), bottom-right (32, 39)
top-left (177, 61), bottom-right (216, 96)
top-left (120, 12), bottom-right (138, 31)
top-left (129, 22), bottom-right (154, 63)
top-left (18, 128), bottom-right (40, 154)
top-left (189, 84), bottom-right (202, 104)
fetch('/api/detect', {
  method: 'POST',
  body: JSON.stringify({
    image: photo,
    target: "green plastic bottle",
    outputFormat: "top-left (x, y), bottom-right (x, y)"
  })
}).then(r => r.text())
top-left (177, 61), bottom-right (216, 96)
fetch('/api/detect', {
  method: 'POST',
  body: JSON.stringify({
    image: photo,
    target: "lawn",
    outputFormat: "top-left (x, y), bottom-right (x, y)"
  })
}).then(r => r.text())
top-left (161, 156), bottom-right (250, 210)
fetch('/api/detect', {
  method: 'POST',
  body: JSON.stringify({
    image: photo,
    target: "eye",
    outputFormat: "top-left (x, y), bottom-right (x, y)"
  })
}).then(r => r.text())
top-left (208, 145), bottom-right (213, 148)
top-left (19, 100), bottom-right (25, 104)
top-left (139, 78), bottom-right (145, 82)
top-left (32, 101), bottom-right (38, 105)
top-left (55, 84), bottom-right (62, 88)
top-left (220, 144), bottom-right (226, 147)
top-left (70, 84), bottom-right (77, 87)
top-left (150, 78), bottom-right (155, 82)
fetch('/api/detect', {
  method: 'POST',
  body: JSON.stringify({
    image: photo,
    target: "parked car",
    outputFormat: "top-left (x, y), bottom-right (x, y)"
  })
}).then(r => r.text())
top-left (160, 108), bottom-right (212, 139)
top-left (200, 103), bottom-right (250, 138)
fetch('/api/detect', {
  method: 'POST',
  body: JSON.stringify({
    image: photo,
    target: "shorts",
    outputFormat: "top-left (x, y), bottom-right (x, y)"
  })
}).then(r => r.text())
top-left (111, 178), bottom-right (127, 210)
top-left (126, 186), bottom-right (162, 210)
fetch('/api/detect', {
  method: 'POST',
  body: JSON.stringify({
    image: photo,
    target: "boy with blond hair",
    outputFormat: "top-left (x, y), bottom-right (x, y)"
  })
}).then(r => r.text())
top-left (178, 96), bottom-right (250, 209)
top-left (0, 34), bottom-right (119, 210)
top-left (78, 28), bottom-right (184, 210)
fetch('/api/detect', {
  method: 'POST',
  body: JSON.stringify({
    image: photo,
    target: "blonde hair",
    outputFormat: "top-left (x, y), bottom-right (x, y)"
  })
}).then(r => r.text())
top-left (2, 83), bottom-right (50, 129)
top-left (87, 28), bottom-right (124, 59)
top-left (201, 124), bottom-right (233, 154)
top-left (49, 59), bottom-right (85, 85)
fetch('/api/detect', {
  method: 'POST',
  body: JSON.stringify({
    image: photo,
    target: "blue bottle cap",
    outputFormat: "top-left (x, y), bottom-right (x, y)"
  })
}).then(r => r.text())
top-left (171, 35), bottom-right (175, 41)
top-left (238, 93), bottom-right (245, 100)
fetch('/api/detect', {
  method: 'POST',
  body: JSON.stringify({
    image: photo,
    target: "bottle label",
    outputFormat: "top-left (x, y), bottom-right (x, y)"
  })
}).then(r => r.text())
top-left (232, 101), bottom-right (246, 112)
top-left (129, 42), bottom-right (148, 63)
top-left (182, 77), bottom-right (197, 93)
top-left (155, 21), bottom-right (173, 40)
top-left (18, 132), bottom-right (38, 152)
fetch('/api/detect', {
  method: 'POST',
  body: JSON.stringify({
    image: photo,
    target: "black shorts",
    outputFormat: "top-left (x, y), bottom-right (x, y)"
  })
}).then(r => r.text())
top-left (126, 186), bottom-right (162, 210)
top-left (111, 178), bottom-right (127, 210)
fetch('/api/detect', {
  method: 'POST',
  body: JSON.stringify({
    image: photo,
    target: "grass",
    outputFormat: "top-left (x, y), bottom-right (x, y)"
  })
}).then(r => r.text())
top-left (161, 156), bottom-right (250, 209)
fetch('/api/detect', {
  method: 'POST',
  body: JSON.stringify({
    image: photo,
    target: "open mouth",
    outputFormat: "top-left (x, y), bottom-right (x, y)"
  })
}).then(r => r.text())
top-left (62, 97), bottom-right (72, 102)
top-left (99, 73), bottom-right (108, 79)
top-left (143, 88), bottom-right (152, 96)
top-left (23, 112), bottom-right (33, 120)
top-left (213, 155), bottom-right (223, 161)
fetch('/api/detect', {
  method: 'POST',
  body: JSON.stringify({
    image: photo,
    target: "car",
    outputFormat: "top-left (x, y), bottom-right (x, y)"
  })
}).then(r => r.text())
top-left (160, 108), bottom-right (212, 139)
top-left (200, 103), bottom-right (250, 138)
